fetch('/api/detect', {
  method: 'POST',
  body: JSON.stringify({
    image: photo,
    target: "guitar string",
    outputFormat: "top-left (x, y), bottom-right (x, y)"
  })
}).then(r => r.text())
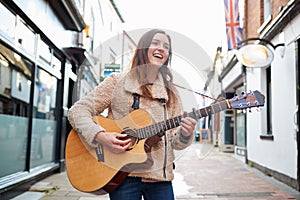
top-left (174, 121), bottom-right (226, 161)
top-left (171, 84), bottom-right (226, 160)
top-left (139, 83), bottom-right (226, 158)
top-left (172, 83), bottom-right (221, 101)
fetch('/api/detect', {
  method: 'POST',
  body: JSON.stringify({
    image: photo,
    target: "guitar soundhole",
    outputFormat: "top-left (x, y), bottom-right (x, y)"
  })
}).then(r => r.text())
top-left (121, 129), bottom-right (138, 150)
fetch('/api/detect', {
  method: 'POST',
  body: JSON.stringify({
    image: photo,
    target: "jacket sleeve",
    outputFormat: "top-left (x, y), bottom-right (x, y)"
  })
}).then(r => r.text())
top-left (67, 72), bottom-right (121, 147)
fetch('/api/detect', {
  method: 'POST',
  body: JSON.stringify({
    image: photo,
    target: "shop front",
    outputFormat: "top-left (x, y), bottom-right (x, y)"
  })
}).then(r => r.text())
top-left (0, 0), bottom-right (84, 197)
top-left (220, 56), bottom-right (247, 159)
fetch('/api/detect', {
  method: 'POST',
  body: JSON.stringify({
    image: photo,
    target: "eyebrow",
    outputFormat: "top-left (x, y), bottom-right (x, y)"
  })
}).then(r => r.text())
top-left (152, 38), bottom-right (170, 46)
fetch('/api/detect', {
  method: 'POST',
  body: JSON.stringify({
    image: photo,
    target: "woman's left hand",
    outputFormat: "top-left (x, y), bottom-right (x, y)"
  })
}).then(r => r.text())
top-left (181, 117), bottom-right (197, 136)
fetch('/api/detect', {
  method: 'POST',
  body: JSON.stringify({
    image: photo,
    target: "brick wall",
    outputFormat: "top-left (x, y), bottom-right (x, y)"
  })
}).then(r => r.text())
top-left (243, 0), bottom-right (290, 38)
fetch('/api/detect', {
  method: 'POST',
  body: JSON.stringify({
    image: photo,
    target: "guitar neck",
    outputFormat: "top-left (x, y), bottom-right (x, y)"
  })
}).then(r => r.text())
top-left (137, 100), bottom-right (229, 139)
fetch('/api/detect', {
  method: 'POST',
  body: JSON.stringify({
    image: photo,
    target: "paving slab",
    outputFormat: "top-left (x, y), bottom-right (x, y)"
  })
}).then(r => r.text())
top-left (10, 143), bottom-right (300, 200)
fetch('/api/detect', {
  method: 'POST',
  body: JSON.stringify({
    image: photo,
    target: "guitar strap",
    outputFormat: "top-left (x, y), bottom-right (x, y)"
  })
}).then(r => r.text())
top-left (132, 93), bottom-right (140, 110)
top-left (160, 99), bottom-right (168, 178)
top-left (131, 93), bottom-right (167, 110)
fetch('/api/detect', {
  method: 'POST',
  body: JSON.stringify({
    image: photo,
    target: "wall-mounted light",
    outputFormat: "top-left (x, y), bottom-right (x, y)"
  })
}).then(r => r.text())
top-left (236, 37), bottom-right (285, 68)
top-left (84, 25), bottom-right (90, 38)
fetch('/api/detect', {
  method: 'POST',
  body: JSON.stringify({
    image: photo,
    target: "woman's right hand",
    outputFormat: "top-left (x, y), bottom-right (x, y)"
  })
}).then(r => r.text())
top-left (94, 131), bottom-right (132, 154)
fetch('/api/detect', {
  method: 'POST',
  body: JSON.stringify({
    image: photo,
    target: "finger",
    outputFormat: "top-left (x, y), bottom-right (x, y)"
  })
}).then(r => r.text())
top-left (181, 119), bottom-right (193, 128)
top-left (123, 142), bottom-right (132, 150)
top-left (182, 125), bottom-right (192, 132)
top-left (181, 120), bottom-right (195, 134)
top-left (183, 118), bottom-right (197, 128)
top-left (116, 133), bottom-right (128, 138)
top-left (181, 127), bottom-right (192, 136)
top-left (186, 117), bottom-right (197, 124)
top-left (118, 138), bottom-right (132, 146)
top-left (114, 142), bottom-right (131, 152)
top-left (111, 144), bottom-right (126, 153)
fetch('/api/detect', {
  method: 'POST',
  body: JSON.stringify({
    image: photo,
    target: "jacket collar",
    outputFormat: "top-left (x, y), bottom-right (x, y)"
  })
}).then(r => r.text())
top-left (123, 71), bottom-right (169, 101)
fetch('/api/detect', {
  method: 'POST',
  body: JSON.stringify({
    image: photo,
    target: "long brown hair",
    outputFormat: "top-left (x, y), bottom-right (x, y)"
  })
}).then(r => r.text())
top-left (130, 29), bottom-right (176, 107)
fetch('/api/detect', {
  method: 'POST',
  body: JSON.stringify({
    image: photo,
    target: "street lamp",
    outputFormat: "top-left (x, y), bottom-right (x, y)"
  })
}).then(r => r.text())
top-left (235, 37), bottom-right (285, 68)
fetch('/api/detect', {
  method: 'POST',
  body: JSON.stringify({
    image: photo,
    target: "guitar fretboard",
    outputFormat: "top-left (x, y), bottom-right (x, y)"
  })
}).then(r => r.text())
top-left (136, 100), bottom-right (229, 139)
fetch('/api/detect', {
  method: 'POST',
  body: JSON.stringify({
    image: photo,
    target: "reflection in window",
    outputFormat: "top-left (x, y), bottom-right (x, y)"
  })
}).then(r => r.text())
top-left (33, 68), bottom-right (57, 119)
top-left (31, 67), bottom-right (57, 168)
top-left (0, 43), bottom-right (33, 177)
top-left (0, 43), bottom-right (32, 115)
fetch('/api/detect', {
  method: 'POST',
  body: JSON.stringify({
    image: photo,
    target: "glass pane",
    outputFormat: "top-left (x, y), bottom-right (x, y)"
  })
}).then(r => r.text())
top-left (52, 55), bottom-right (61, 72)
top-left (31, 67), bottom-right (57, 168)
top-left (0, 43), bottom-right (33, 177)
top-left (17, 20), bottom-right (36, 55)
top-left (38, 39), bottom-right (52, 65)
top-left (0, 3), bottom-right (16, 40)
top-left (236, 113), bottom-right (246, 147)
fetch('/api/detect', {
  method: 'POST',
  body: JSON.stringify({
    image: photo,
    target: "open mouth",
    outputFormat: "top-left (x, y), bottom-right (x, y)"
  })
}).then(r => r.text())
top-left (153, 53), bottom-right (163, 59)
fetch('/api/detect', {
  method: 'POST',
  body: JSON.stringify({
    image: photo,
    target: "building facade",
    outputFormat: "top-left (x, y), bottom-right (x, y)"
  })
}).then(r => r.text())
top-left (0, 0), bottom-right (127, 197)
top-left (217, 0), bottom-right (300, 190)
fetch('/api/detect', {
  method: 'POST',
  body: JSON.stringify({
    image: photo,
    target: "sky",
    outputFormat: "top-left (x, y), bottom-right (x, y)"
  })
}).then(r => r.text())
top-left (114, 0), bottom-right (227, 59)
top-left (113, 0), bottom-right (228, 109)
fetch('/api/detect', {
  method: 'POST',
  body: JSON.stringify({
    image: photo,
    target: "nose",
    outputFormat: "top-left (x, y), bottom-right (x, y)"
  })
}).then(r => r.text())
top-left (157, 43), bottom-right (165, 51)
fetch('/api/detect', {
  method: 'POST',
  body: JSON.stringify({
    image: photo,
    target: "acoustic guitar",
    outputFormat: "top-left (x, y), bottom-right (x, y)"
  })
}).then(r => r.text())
top-left (65, 90), bottom-right (265, 194)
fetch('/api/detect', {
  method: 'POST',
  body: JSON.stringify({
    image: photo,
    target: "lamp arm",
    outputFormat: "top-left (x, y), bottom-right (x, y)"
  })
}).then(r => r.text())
top-left (237, 37), bottom-right (276, 49)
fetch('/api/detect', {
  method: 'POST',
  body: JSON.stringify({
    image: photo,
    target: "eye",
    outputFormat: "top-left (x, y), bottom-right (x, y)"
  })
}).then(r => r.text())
top-left (150, 41), bottom-right (159, 46)
top-left (164, 44), bottom-right (170, 50)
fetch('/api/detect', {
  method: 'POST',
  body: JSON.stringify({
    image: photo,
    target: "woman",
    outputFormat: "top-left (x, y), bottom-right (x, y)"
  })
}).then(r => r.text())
top-left (68, 29), bottom-right (196, 200)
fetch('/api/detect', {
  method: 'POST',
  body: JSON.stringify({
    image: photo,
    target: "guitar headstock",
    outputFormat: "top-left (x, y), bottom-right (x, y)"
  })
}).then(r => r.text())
top-left (229, 90), bottom-right (265, 110)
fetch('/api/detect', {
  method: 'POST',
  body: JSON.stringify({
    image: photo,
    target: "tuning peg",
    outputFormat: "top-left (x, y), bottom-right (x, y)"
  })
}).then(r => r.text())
top-left (248, 108), bottom-right (252, 113)
top-left (256, 107), bottom-right (262, 112)
top-left (234, 93), bottom-right (239, 100)
top-left (242, 109), bottom-right (247, 114)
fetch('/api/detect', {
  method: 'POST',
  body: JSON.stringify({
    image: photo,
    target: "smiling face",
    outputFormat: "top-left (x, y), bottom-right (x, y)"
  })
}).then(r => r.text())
top-left (147, 33), bottom-right (170, 67)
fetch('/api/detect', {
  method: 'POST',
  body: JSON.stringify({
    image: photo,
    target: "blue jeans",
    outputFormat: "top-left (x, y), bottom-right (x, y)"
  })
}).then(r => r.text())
top-left (109, 177), bottom-right (174, 200)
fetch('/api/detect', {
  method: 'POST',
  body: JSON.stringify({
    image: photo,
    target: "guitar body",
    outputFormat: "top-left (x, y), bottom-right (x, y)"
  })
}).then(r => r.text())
top-left (66, 109), bottom-right (159, 194)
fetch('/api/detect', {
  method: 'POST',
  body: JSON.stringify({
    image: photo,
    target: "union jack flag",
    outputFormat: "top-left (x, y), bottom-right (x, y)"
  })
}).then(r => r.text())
top-left (224, 0), bottom-right (243, 50)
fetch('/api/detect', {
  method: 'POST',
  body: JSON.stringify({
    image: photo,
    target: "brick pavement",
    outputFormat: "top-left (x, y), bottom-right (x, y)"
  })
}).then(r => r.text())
top-left (173, 143), bottom-right (300, 200)
top-left (12, 142), bottom-right (300, 200)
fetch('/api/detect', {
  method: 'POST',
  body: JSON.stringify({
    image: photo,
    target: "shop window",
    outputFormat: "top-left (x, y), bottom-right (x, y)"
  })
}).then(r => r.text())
top-left (52, 54), bottom-right (61, 72)
top-left (31, 67), bottom-right (57, 168)
top-left (17, 19), bottom-right (36, 55)
top-left (109, 48), bottom-right (116, 64)
top-left (38, 39), bottom-right (52, 65)
top-left (235, 86), bottom-right (246, 147)
top-left (266, 66), bottom-right (272, 134)
top-left (0, 43), bottom-right (33, 177)
top-left (264, 0), bottom-right (272, 21)
top-left (260, 66), bottom-right (273, 140)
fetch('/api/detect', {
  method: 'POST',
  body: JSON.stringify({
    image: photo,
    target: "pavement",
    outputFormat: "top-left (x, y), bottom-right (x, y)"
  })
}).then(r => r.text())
top-left (9, 142), bottom-right (300, 200)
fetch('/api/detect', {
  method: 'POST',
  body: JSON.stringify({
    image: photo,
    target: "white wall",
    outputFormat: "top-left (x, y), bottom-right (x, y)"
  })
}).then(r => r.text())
top-left (246, 15), bottom-right (300, 179)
